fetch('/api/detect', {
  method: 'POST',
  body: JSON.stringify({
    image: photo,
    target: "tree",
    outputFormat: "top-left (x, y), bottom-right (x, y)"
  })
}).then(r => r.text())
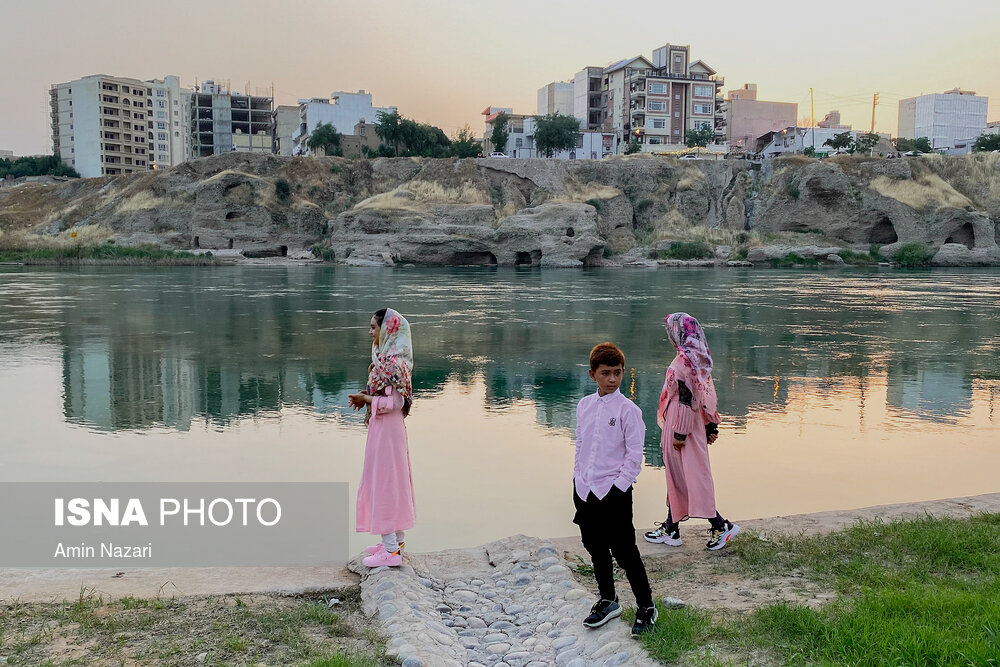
top-left (853, 132), bottom-right (879, 155)
top-left (306, 122), bottom-right (342, 156)
top-left (534, 113), bottom-right (581, 157)
top-left (624, 137), bottom-right (642, 155)
top-left (490, 112), bottom-right (510, 155)
top-left (803, 146), bottom-right (816, 157)
top-left (0, 154), bottom-right (79, 179)
top-left (974, 133), bottom-right (1000, 152)
top-left (823, 131), bottom-right (854, 151)
top-left (895, 136), bottom-right (932, 153)
top-left (684, 124), bottom-right (714, 148)
top-left (375, 110), bottom-right (403, 157)
top-left (449, 124), bottom-right (482, 158)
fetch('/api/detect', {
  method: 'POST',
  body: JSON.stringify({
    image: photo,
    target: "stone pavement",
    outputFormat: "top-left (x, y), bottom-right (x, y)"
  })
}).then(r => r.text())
top-left (350, 535), bottom-right (659, 667)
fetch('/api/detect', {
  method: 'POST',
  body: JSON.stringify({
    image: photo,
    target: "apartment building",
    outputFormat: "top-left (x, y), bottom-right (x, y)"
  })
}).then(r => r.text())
top-left (573, 67), bottom-right (605, 131)
top-left (481, 106), bottom-right (616, 158)
top-left (537, 82), bottom-right (574, 115)
top-left (897, 88), bottom-right (988, 151)
top-left (271, 105), bottom-right (300, 156)
top-left (189, 80), bottom-right (273, 158)
top-left (50, 74), bottom-right (190, 178)
top-left (724, 83), bottom-right (797, 150)
top-left (291, 90), bottom-right (396, 156)
top-left (602, 43), bottom-right (725, 151)
top-left (817, 110), bottom-right (851, 130)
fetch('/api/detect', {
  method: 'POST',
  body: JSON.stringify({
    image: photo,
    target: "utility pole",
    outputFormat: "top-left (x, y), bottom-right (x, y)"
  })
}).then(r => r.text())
top-left (810, 88), bottom-right (815, 151)
top-left (871, 92), bottom-right (879, 134)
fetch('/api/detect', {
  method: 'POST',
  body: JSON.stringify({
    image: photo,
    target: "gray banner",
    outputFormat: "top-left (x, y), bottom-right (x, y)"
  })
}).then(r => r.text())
top-left (0, 483), bottom-right (348, 567)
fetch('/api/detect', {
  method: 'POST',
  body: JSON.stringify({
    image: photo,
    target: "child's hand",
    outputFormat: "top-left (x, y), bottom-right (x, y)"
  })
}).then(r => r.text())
top-left (672, 437), bottom-right (686, 451)
top-left (348, 393), bottom-right (371, 410)
top-left (707, 434), bottom-right (718, 445)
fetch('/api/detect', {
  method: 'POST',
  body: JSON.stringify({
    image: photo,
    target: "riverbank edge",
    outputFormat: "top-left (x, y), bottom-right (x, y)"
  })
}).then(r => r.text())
top-left (3, 491), bottom-right (998, 603)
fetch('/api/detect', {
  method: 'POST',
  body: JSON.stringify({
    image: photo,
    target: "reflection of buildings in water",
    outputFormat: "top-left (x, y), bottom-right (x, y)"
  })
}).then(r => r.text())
top-left (886, 365), bottom-right (972, 422)
top-left (62, 340), bottom-right (112, 429)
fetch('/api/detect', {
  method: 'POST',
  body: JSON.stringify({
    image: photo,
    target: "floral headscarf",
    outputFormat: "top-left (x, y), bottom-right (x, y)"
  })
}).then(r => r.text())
top-left (658, 312), bottom-right (718, 425)
top-left (366, 308), bottom-right (413, 400)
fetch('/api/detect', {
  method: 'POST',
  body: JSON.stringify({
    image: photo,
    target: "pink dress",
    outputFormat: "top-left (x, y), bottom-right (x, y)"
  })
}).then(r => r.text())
top-left (356, 386), bottom-right (416, 535)
top-left (659, 357), bottom-right (719, 521)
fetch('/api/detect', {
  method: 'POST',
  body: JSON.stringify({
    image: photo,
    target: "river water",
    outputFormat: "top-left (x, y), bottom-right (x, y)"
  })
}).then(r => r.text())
top-left (1, 265), bottom-right (998, 553)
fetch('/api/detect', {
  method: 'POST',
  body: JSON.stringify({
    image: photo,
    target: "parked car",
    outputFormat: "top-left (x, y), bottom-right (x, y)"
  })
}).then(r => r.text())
top-left (488, 152), bottom-right (510, 158)
top-left (903, 150), bottom-right (922, 156)
top-left (679, 154), bottom-right (700, 160)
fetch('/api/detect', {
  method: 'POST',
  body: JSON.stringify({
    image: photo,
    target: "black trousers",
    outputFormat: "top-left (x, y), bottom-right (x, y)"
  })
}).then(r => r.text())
top-left (573, 485), bottom-right (653, 608)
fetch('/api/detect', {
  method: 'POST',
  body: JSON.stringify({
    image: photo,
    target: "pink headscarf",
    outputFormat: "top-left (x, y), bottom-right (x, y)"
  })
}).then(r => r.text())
top-left (657, 312), bottom-right (719, 426)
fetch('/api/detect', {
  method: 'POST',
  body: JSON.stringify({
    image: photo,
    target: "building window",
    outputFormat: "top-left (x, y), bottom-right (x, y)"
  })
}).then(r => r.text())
top-left (674, 129), bottom-right (680, 134)
top-left (694, 85), bottom-right (714, 97)
top-left (157, 100), bottom-right (166, 108)
top-left (173, 100), bottom-right (178, 105)
top-left (694, 103), bottom-right (713, 114)
top-left (649, 83), bottom-right (667, 95)
top-left (675, 94), bottom-right (681, 100)
top-left (157, 132), bottom-right (167, 141)
top-left (174, 131), bottom-right (179, 137)
top-left (648, 136), bottom-right (663, 144)
top-left (158, 112), bottom-right (165, 119)
top-left (652, 118), bottom-right (666, 129)
top-left (158, 143), bottom-right (167, 151)
top-left (692, 120), bottom-right (712, 130)
top-left (159, 153), bottom-right (167, 161)
top-left (674, 55), bottom-right (682, 63)
top-left (648, 101), bottom-right (666, 112)
top-left (174, 121), bottom-right (179, 127)
top-left (674, 112), bottom-right (680, 118)
top-left (156, 89), bottom-right (165, 97)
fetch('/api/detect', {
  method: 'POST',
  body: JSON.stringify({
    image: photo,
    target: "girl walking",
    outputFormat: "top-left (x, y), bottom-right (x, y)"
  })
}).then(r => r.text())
top-left (348, 308), bottom-right (416, 567)
top-left (644, 312), bottom-right (740, 551)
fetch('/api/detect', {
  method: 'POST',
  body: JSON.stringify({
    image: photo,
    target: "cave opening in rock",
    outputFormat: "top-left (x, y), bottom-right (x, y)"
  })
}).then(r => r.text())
top-left (869, 217), bottom-right (898, 244)
top-left (193, 236), bottom-right (200, 249)
top-left (225, 211), bottom-right (240, 220)
top-left (279, 245), bottom-right (288, 257)
top-left (515, 252), bottom-right (532, 265)
top-left (228, 238), bottom-right (234, 249)
top-left (453, 252), bottom-right (497, 266)
top-left (566, 227), bottom-right (575, 237)
top-left (945, 222), bottom-right (975, 249)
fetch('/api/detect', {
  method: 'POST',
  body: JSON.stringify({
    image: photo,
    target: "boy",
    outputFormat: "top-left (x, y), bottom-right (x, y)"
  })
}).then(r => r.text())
top-left (573, 342), bottom-right (658, 636)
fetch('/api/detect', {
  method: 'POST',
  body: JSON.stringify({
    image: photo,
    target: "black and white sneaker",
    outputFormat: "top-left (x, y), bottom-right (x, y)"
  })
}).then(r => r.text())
top-left (631, 604), bottom-right (659, 636)
top-left (706, 521), bottom-right (741, 551)
top-left (644, 521), bottom-right (682, 546)
top-left (583, 597), bottom-right (622, 628)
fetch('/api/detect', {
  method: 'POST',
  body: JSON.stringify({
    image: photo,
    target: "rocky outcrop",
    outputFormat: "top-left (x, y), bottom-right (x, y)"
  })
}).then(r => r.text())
top-left (2, 151), bottom-right (999, 266)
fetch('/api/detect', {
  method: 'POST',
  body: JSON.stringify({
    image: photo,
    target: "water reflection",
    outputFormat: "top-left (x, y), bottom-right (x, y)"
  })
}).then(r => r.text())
top-left (2, 266), bottom-right (999, 451)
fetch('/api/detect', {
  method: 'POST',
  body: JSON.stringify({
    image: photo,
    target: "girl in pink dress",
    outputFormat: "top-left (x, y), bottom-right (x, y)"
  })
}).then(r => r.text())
top-left (348, 307), bottom-right (416, 568)
top-left (643, 313), bottom-right (740, 551)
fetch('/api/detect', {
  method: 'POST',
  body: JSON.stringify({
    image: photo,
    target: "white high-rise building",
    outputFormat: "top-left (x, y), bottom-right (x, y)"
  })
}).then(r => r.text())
top-left (897, 88), bottom-right (988, 152)
top-left (291, 90), bottom-right (396, 156)
top-left (50, 74), bottom-right (191, 178)
top-left (537, 82), bottom-right (574, 116)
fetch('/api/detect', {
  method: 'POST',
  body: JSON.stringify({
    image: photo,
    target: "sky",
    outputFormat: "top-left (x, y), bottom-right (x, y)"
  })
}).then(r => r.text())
top-left (2, 0), bottom-right (999, 156)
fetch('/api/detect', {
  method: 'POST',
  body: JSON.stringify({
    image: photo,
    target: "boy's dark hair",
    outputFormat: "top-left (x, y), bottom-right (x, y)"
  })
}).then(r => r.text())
top-left (590, 342), bottom-right (625, 371)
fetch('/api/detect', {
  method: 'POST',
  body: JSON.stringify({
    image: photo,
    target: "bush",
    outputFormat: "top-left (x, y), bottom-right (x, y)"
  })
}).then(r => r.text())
top-left (893, 242), bottom-right (933, 267)
top-left (585, 198), bottom-right (604, 212)
top-left (311, 247), bottom-right (336, 262)
top-left (634, 199), bottom-right (654, 213)
top-left (657, 241), bottom-right (714, 260)
top-left (785, 178), bottom-right (800, 200)
top-left (837, 249), bottom-right (877, 266)
top-left (275, 178), bottom-right (292, 202)
top-left (771, 252), bottom-right (818, 268)
top-left (602, 246), bottom-right (614, 258)
top-left (329, 164), bottom-right (342, 174)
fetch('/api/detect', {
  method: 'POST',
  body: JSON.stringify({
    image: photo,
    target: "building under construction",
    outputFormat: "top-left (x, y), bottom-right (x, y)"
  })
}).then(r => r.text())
top-left (189, 80), bottom-right (273, 158)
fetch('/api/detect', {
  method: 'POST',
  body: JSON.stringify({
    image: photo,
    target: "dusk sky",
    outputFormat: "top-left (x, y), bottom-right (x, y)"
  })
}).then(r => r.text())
top-left (3, 0), bottom-right (999, 156)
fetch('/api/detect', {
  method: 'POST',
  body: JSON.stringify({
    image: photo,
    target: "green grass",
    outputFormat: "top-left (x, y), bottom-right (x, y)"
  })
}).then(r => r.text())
top-left (638, 513), bottom-right (1000, 666)
top-left (835, 249), bottom-right (878, 266)
top-left (0, 243), bottom-right (216, 265)
top-left (893, 242), bottom-right (934, 267)
top-left (770, 252), bottom-right (819, 267)
top-left (653, 240), bottom-right (715, 260)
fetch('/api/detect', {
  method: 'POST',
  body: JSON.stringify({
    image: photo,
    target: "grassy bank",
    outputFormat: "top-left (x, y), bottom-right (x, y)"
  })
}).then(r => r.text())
top-left (0, 244), bottom-right (217, 266)
top-left (0, 587), bottom-right (387, 666)
top-left (638, 513), bottom-right (1000, 666)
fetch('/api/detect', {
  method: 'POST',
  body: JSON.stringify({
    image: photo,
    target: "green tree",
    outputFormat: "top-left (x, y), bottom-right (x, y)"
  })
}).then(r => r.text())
top-left (449, 124), bottom-right (482, 158)
top-left (624, 137), bottom-right (642, 155)
top-left (974, 133), bottom-right (1000, 152)
top-left (0, 154), bottom-right (79, 179)
top-left (490, 112), bottom-right (510, 155)
top-left (306, 122), bottom-right (342, 156)
top-left (894, 136), bottom-right (932, 153)
top-left (823, 131), bottom-right (854, 151)
top-left (375, 110), bottom-right (403, 157)
top-left (853, 132), bottom-right (879, 155)
top-left (684, 124), bottom-right (714, 148)
top-left (803, 146), bottom-right (816, 157)
top-left (534, 113), bottom-right (581, 157)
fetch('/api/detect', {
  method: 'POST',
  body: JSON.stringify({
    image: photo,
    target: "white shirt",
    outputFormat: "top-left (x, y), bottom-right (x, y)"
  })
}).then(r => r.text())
top-left (573, 388), bottom-right (646, 500)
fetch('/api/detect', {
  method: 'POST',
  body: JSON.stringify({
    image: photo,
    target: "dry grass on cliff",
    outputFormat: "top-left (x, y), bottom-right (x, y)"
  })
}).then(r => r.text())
top-left (354, 180), bottom-right (488, 212)
top-left (115, 190), bottom-right (169, 213)
top-left (563, 180), bottom-right (622, 201)
top-left (916, 152), bottom-right (1000, 206)
top-left (870, 172), bottom-right (974, 212)
top-left (0, 224), bottom-right (113, 250)
top-left (676, 167), bottom-right (706, 191)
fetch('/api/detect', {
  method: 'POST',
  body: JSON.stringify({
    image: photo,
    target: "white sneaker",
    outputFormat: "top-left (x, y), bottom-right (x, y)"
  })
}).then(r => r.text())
top-left (706, 522), bottom-right (740, 551)
top-left (644, 522), bottom-right (682, 546)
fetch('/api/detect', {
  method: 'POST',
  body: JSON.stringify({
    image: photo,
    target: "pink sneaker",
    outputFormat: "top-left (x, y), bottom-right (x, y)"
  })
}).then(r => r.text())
top-left (364, 541), bottom-right (405, 555)
top-left (362, 549), bottom-right (402, 568)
